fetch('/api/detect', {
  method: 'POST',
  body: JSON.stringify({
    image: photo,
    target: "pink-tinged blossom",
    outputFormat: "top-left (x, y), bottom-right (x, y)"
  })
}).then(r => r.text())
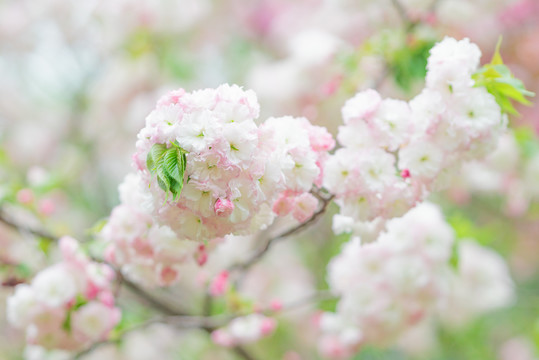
top-left (16, 188), bottom-right (34, 205)
top-left (292, 192), bottom-right (319, 222)
top-left (6, 237), bottom-right (120, 351)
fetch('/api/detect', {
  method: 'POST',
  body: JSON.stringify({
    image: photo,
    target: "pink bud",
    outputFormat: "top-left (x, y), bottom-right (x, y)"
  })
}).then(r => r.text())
top-left (270, 299), bottom-right (283, 312)
top-left (210, 271), bottom-right (229, 297)
top-left (322, 75), bottom-right (342, 96)
top-left (38, 198), bottom-right (55, 216)
top-left (159, 266), bottom-right (179, 286)
top-left (214, 198), bottom-right (234, 217)
top-left (86, 282), bottom-right (100, 299)
top-left (99, 291), bottom-right (115, 308)
top-left (195, 244), bottom-right (208, 266)
top-left (16, 188), bottom-right (34, 204)
top-left (104, 245), bottom-right (116, 264)
top-left (400, 169), bottom-right (411, 178)
top-left (260, 318), bottom-right (276, 335)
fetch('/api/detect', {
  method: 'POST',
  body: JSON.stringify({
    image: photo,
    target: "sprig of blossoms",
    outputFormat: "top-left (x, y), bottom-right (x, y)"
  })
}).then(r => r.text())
top-left (325, 37), bottom-right (507, 231)
top-left (6, 237), bottom-right (120, 352)
top-left (103, 85), bottom-right (334, 286)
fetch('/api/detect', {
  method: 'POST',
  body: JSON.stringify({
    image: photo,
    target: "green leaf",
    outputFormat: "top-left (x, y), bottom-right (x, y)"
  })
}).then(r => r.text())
top-left (164, 147), bottom-right (182, 183)
top-left (156, 169), bottom-right (171, 193)
top-left (491, 36), bottom-right (504, 66)
top-left (449, 242), bottom-right (460, 270)
top-left (86, 218), bottom-right (108, 236)
top-left (473, 39), bottom-right (534, 117)
top-left (146, 151), bottom-right (155, 172)
top-left (147, 143), bottom-right (187, 201)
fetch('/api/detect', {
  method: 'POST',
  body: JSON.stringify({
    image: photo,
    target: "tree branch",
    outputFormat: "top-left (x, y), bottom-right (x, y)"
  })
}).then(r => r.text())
top-left (0, 207), bottom-right (58, 242)
top-left (389, 0), bottom-right (414, 29)
top-left (229, 192), bottom-right (334, 273)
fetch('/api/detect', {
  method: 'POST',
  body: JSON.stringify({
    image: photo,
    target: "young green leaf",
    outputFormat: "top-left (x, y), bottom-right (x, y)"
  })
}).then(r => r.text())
top-left (146, 143), bottom-right (188, 202)
top-left (473, 38), bottom-right (535, 116)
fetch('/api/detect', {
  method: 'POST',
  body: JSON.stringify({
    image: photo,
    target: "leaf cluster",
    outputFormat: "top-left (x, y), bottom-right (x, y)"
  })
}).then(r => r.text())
top-left (473, 38), bottom-right (534, 115)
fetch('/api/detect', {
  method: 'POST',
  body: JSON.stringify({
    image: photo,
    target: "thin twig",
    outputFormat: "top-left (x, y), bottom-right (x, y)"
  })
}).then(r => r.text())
top-left (233, 346), bottom-right (257, 360)
top-left (0, 207), bottom-right (58, 242)
top-left (229, 192), bottom-right (334, 272)
top-left (389, 0), bottom-right (415, 30)
top-left (122, 278), bottom-right (187, 316)
top-left (72, 317), bottom-right (163, 359)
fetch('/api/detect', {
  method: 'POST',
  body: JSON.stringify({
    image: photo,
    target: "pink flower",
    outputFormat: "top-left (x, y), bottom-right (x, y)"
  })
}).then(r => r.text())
top-left (210, 271), bottom-right (229, 297)
top-left (292, 193), bottom-right (319, 222)
top-left (214, 198), bottom-right (234, 217)
top-left (16, 188), bottom-right (34, 204)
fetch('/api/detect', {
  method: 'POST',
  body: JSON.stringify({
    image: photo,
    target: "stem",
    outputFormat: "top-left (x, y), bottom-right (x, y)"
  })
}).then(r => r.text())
top-left (122, 278), bottom-right (187, 316)
top-left (229, 191), bottom-right (334, 273)
top-left (233, 346), bottom-right (257, 360)
top-left (0, 207), bottom-right (58, 242)
top-left (389, 0), bottom-right (415, 30)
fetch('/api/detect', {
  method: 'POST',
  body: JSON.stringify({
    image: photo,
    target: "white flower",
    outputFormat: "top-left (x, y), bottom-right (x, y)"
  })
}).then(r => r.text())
top-left (341, 89), bottom-right (382, 124)
top-left (372, 99), bottom-right (412, 150)
top-left (452, 87), bottom-right (502, 138)
top-left (32, 266), bottom-right (78, 308)
top-left (71, 302), bottom-right (118, 342)
top-left (7, 284), bottom-right (37, 328)
top-left (176, 110), bottom-right (217, 153)
top-left (399, 141), bottom-right (444, 179)
top-left (359, 150), bottom-right (397, 191)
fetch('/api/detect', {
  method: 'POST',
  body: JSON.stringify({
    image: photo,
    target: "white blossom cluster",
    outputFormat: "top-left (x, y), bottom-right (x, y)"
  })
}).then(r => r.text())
top-left (101, 84), bottom-right (334, 286)
top-left (325, 37), bottom-right (506, 231)
top-left (319, 203), bottom-right (515, 358)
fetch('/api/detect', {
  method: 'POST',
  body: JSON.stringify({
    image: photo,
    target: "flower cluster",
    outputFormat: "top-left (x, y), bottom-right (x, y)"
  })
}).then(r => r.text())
top-left (6, 237), bottom-right (120, 352)
top-left (101, 173), bottom-right (201, 287)
top-left (211, 314), bottom-right (277, 347)
top-left (324, 37), bottom-right (506, 228)
top-left (263, 115), bottom-right (335, 222)
top-left (133, 84), bottom-right (289, 242)
top-left (103, 85), bottom-right (334, 286)
top-left (319, 203), bottom-right (454, 357)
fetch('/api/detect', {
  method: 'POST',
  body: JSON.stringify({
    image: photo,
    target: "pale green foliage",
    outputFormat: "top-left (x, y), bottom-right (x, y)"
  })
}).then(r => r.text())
top-left (473, 38), bottom-right (535, 115)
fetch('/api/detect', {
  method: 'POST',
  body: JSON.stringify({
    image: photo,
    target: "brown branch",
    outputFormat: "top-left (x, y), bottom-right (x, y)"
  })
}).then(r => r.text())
top-left (389, 0), bottom-right (415, 30)
top-left (233, 346), bottom-right (257, 360)
top-left (0, 207), bottom-right (58, 242)
top-left (122, 277), bottom-right (188, 317)
top-left (229, 192), bottom-right (334, 273)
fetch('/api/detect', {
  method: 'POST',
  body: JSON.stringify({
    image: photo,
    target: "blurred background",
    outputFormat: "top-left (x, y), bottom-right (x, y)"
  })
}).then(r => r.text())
top-left (0, 0), bottom-right (538, 359)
